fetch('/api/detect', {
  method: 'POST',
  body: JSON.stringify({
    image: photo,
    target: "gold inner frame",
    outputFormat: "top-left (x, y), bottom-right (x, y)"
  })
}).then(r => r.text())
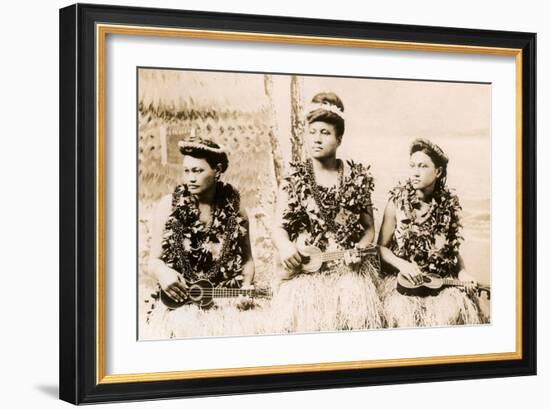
top-left (95, 23), bottom-right (523, 385)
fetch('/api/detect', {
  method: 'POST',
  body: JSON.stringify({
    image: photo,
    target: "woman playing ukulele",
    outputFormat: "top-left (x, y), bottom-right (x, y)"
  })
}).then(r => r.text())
top-left (143, 137), bottom-right (257, 338)
top-left (378, 138), bottom-right (488, 327)
top-left (271, 92), bottom-right (384, 332)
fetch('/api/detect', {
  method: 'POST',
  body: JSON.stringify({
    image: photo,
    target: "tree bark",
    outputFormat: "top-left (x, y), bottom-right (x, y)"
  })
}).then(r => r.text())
top-left (290, 75), bottom-right (304, 163)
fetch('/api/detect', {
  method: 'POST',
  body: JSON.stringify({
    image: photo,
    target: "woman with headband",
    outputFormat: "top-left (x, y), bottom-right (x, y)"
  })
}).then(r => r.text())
top-left (144, 137), bottom-right (256, 338)
top-left (271, 92), bottom-right (383, 333)
top-left (377, 138), bottom-right (487, 327)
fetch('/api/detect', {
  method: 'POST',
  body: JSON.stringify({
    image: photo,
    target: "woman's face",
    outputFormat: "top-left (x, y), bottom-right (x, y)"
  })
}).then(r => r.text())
top-left (305, 121), bottom-right (340, 160)
top-left (409, 151), bottom-right (442, 191)
top-left (182, 155), bottom-right (218, 195)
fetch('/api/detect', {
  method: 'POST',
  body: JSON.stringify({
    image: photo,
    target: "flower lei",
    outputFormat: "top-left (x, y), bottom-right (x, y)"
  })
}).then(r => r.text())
top-left (390, 180), bottom-right (463, 277)
top-left (281, 159), bottom-right (374, 251)
top-left (160, 182), bottom-right (247, 288)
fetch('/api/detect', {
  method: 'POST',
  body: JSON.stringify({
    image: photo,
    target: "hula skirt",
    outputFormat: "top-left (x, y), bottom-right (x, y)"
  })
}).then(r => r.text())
top-left (140, 293), bottom-right (270, 340)
top-left (268, 262), bottom-right (384, 333)
top-left (380, 275), bottom-right (489, 328)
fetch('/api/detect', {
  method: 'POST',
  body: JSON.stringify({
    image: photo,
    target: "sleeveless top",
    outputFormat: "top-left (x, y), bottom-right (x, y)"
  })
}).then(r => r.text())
top-left (388, 180), bottom-right (463, 277)
top-left (281, 159), bottom-right (374, 252)
top-left (160, 182), bottom-right (247, 288)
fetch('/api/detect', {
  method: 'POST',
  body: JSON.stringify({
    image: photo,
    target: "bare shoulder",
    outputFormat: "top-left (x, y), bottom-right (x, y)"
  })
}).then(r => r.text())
top-left (383, 198), bottom-right (397, 217)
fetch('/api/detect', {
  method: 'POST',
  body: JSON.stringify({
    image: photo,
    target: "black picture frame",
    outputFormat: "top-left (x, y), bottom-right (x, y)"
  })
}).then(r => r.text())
top-left (59, 3), bottom-right (536, 405)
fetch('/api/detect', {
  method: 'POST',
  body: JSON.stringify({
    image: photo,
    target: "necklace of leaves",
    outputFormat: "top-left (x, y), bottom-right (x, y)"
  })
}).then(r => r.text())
top-left (305, 158), bottom-right (344, 234)
top-left (180, 193), bottom-right (238, 280)
top-left (403, 187), bottom-right (435, 225)
top-left (394, 181), bottom-right (462, 273)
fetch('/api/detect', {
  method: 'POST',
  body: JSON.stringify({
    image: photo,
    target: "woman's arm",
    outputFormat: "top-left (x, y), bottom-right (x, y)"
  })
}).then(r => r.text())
top-left (238, 207), bottom-right (255, 287)
top-left (377, 200), bottom-right (402, 269)
top-left (356, 205), bottom-right (375, 247)
top-left (148, 194), bottom-right (188, 301)
top-left (271, 184), bottom-right (303, 274)
top-left (457, 254), bottom-right (478, 295)
top-left (343, 206), bottom-right (375, 268)
top-left (377, 200), bottom-right (422, 284)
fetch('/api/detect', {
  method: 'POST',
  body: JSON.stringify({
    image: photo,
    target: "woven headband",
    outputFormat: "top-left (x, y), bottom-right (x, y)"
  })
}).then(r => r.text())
top-left (305, 102), bottom-right (345, 121)
top-left (411, 138), bottom-right (448, 164)
top-left (178, 139), bottom-right (226, 155)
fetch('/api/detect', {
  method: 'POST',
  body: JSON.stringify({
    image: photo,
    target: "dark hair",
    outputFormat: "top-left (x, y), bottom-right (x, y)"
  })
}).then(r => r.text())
top-left (306, 92), bottom-right (345, 140)
top-left (410, 139), bottom-right (448, 190)
top-left (178, 139), bottom-right (229, 173)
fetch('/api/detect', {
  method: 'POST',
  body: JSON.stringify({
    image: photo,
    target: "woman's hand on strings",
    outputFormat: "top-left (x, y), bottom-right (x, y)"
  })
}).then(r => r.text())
top-left (459, 269), bottom-right (479, 297)
top-left (237, 283), bottom-right (256, 311)
top-left (239, 283), bottom-right (255, 300)
top-left (463, 281), bottom-right (479, 297)
top-left (279, 240), bottom-right (303, 271)
top-left (343, 247), bottom-right (361, 269)
top-left (163, 280), bottom-right (188, 303)
top-left (399, 261), bottom-right (423, 286)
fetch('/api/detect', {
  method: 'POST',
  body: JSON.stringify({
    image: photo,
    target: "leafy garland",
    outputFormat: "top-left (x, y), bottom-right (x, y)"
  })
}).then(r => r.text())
top-left (160, 182), bottom-right (247, 288)
top-left (281, 160), bottom-right (374, 251)
top-left (390, 180), bottom-right (463, 277)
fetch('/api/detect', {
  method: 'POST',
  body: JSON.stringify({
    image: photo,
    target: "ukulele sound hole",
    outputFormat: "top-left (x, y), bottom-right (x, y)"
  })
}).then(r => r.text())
top-left (189, 286), bottom-right (202, 298)
top-left (423, 276), bottom-right (432, 284)
top-left (302, 256), bottom-right (311, 263)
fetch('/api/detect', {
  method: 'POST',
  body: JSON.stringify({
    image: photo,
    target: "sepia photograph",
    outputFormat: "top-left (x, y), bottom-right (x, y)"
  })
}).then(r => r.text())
top-left (137, 67), bottom-right (491, 340)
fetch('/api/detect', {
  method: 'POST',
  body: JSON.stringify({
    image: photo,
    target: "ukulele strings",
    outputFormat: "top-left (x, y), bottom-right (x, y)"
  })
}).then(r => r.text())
top-left (318, 245), bottom-right (378, 262)
top-left (179, 290), bottom-right (264, 296)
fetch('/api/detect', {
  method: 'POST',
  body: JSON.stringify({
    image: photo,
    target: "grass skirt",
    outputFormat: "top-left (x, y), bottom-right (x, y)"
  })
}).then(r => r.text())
top-left (140, 295), bottom-right (271, 339)
top-left (268, 262), bottom-right (384, 333)
top-left (380, 275), bottom-right (489, 328)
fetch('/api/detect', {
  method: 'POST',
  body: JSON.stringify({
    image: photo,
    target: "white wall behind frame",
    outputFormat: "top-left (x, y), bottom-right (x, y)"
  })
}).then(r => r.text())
top-left (1, 0), bottom-right (545, 409)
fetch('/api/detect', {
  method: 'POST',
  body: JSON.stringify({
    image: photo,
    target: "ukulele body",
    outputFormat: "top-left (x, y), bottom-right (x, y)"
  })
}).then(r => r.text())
top-left (396, 273), bottom-right (445, 297)
top-left (160, 279), bottom-right (272, 309)
top-left (160, 279), bottom-right (215, 310)
top-left (396, 272), bottom-right (491, 299)
top-left (280, 233), bottom-right (380, 279)
top-left (278, 234), bottom-right (323, 279)
top-left (299, 245), bottom-right (324, 273)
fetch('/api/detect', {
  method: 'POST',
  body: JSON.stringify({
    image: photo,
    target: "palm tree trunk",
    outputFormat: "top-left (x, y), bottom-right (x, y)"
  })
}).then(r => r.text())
top-left (264, 74), bottom-right (284, 185)
top-left (290, 75), bottom-right (304, 162)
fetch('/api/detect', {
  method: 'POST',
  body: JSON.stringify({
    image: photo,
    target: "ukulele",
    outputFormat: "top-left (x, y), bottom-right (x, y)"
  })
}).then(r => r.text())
top-left (282, 232), bottom-right (380, 278)
top-left (160, 279), bottom-right (272, 309)
top-left (296, 244), bottom-right (379, 273)
top-left (396, 272), bottom-right (491, 298)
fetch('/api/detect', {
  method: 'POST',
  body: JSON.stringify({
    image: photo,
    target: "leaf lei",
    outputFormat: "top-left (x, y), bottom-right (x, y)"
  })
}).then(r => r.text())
top-left (390, 180), bottom-right (463, 277)
top-left (281, 160), bottom-right (374, 251)
top-left (160, 182), bottom-right (247, 287)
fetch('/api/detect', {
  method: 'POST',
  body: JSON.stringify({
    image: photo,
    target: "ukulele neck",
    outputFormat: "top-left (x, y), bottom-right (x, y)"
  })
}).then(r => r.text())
top-left (442, 277), bottom-right (490, 292)
top-left (442, 277), bottom-right (464, 287)
top-left (319, 247), bottom-right (371, 262)
top-left (211, 288), bottom-right (255, 298)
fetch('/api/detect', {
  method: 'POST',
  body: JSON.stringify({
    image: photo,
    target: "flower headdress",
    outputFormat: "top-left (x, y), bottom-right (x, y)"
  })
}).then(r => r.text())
top-left (410, 138), bottom-right (449, 166)
top-left (178, 137), bottom-right (229, 173)
top-left (178, 137), bottom-right (226, 155)
top-left (305, 102), bottom-right (346, 121)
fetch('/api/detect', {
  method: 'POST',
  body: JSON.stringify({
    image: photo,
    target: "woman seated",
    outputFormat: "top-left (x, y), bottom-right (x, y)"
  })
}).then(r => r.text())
top-left (378, 138), bottom-right (488, 328)
top-left (270, 92), bottom-right (384, 333)
top-left (144, 137), bottom-right (256, 338)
